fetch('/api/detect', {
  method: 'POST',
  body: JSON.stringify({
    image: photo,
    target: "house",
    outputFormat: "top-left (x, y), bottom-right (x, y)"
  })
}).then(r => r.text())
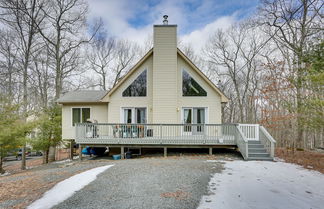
top-left (57, 16), bottom-right (276, 160)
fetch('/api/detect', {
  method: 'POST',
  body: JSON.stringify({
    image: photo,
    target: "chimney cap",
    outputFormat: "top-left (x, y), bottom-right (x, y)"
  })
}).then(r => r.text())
top-left (163, 15), bottom-right (168, 25)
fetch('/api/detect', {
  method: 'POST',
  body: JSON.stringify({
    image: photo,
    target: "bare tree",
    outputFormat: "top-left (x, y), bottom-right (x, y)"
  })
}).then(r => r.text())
top-left (0, 30), bottom-right (19, 101)
top-left (88, 35), bottom-right (115, 90)
top-left (204, 23), bottom-right (265, 123)
top-left (110, 40), bottom-right (138, 88)
top-left (0, 0), bottom-right (45, 169)
top-left (36, 0), bottom-right (97, 99)
top-left (258, 0), bottom-right (323, 148)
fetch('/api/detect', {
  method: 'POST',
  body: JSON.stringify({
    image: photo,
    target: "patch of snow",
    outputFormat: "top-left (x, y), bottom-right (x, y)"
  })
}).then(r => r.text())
top-left (52, 159), bottom-right (72, 164)
top-left (198, 160), bottom-right (324, 209)
top-left (274, 157), bottom-right (285, 162)
top-left (27, 164), bottom-right (114, 209)
top-left (0, 172), bottom-right (10, 177)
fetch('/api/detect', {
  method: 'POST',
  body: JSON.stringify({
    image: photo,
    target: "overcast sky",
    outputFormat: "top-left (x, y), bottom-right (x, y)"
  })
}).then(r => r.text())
top-left (87, 0), bottom-right (259, 50)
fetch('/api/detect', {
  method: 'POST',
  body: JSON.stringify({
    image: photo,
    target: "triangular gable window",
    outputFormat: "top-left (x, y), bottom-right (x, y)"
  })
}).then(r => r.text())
top-left (122, 70), bottom-right (147, 97)
top-left (182, 70), bottom-right (207, 96)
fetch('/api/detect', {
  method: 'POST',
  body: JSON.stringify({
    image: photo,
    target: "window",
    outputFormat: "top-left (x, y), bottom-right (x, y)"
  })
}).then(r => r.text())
top-left (72, 108), bottom-right (90, 126)
top-left (182, 70), bottom-right (207, 96)
top-left (122, 70), bottom-right (147, 97)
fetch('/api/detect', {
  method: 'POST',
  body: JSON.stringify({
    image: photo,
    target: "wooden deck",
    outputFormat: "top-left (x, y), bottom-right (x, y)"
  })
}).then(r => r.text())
top-left (75, 123), bottom-right (276, 160)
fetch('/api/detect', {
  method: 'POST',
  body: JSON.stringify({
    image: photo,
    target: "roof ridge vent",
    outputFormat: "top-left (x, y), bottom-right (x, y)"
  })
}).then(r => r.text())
top-left (163, 15), bottom-right (168, 25)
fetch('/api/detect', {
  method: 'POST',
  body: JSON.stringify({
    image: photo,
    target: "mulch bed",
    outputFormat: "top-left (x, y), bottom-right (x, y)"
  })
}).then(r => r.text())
top-left (276, 148), bottom-right (324, 174)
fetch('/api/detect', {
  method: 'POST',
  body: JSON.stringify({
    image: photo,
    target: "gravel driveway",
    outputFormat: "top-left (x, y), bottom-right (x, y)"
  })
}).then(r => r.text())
top-left (53, 157), bottom-right (225, 209)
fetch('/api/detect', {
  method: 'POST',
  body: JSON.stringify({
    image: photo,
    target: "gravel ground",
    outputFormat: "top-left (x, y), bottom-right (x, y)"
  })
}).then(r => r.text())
top-left (53, 156), bottom-right (227, 209)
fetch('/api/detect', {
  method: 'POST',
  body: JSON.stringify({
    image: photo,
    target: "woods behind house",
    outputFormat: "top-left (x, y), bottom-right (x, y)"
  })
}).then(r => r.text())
top-left (0, 0), bottom-right (323, 172)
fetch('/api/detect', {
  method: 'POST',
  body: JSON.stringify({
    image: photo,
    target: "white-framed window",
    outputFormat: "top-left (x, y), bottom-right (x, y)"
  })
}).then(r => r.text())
top-left (72, 108), bottom-right (90, 126)
top-left (121, 107), bottom-right (147, 124)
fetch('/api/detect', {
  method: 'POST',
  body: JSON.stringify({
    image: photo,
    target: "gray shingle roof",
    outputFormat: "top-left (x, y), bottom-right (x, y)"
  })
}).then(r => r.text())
top-left (57, 90), bottom-right (108, 103)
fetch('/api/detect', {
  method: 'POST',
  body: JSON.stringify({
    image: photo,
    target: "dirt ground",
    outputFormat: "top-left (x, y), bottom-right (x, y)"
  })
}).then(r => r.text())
top-left (2, 158), bottom-right (44, 175)
top-left (275, 148), bottom-right (324, 174)
top-left (0, 158), bottom-right (115, 209)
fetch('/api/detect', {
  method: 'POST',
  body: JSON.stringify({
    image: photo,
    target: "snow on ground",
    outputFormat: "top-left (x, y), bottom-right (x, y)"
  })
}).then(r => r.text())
top-left (199, 160), bottom-right (324, 209)
top-left (27, 164), bottom-right (114, 209)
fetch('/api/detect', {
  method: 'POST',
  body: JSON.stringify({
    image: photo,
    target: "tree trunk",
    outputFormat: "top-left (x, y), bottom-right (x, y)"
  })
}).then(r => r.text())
top-left (21, 145), bottom-right (26, 170)
top-left (48, 146), bottom-right (56, 162)
top-left (45, 149), bottom-right (49, 164)
top-left (0, 155), bottom-right (4, 174)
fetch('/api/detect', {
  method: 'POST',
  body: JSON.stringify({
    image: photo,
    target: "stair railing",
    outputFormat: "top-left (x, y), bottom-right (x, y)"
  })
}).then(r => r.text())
top-left (235, 125), bottom-right (249, 160)
top-left (259, 126), bottom-right (276, 158)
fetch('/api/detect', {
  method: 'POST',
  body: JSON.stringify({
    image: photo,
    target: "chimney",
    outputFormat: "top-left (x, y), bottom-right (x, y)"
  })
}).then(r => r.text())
top-left (152, 15), bottom-right (178, 123)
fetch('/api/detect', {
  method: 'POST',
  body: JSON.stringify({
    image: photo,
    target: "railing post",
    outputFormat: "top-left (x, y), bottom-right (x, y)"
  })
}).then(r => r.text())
top-left (256, 124), bottom-right (260, 141)
top-left (159, 124), bottom-right (162, 143)
top-left (204, 124), bottom-right (206, 144)
top-left (270, 141), bottom-right (274, 158)
top-left (246, 142), bottom-right (249, 159)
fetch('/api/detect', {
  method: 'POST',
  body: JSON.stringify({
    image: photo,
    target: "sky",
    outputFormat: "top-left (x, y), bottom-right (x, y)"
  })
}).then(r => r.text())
top-left (87, 0), bottom-right (260, 51)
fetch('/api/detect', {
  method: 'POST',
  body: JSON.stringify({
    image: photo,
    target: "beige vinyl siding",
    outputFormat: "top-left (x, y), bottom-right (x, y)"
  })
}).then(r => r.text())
top-left (107, 55), bottom-right (153, 123)
top-left (152, 26), bottom-right (178, 123)
top-left (62, 103), bottom-right (108, 139)
top-left (177, 55), bottom-right (222, 124)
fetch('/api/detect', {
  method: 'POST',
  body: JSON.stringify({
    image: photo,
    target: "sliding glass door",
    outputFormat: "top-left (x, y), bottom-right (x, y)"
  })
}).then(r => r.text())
top-left (183, 108), bottom-right (206, 134)
top-left (123, 108), bottom-right (146, 124)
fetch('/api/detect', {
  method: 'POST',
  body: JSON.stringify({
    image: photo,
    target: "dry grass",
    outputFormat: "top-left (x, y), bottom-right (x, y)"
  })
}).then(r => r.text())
top-left (160, 190), bottom-right (190, 200)
top-left (2, 158), bottom-right (43, 175)
top-left (276, 148), bottom-right (324, 174)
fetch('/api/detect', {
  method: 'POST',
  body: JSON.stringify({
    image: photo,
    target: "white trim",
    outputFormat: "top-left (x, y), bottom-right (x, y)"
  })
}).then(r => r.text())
top-left (120, 106), bottom-right (148, 123)
top-left (70, 107), bottom-right (92, 127)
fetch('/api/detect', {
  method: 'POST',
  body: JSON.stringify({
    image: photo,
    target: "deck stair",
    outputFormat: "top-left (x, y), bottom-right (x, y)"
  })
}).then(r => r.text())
top-left (247, 141), bottom-right (273, 161)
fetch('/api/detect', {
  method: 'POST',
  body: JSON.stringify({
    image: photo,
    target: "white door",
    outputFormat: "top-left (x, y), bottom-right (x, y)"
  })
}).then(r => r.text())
top-left (123, 108), bottom-right (146, 124)
top-left (183, 108), bottom-right (205, 135)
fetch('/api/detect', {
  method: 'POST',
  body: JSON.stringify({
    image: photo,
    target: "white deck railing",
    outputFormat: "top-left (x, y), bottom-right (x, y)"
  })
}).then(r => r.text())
top-left (259, 126), bottom-right (276, 158)
top-left (76, 123), bottom-right (237, 145)
top-left (238, 124), bottom-right (259, 141)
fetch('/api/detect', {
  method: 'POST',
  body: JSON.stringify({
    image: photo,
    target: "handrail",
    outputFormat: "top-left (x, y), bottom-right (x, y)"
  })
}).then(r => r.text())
top-left (236, 126), bottom-right (249, 143)
top-left (259, 126), bottom-right (276, 158)
top-left (259, 126), bottom-right (276, 143)
top-left (235, 125), bottom-right (249, 160)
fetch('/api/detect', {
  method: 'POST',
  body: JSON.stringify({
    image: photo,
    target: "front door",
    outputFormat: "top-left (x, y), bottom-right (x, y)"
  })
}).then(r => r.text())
top-left (183, 108), bottom-right (205, 134)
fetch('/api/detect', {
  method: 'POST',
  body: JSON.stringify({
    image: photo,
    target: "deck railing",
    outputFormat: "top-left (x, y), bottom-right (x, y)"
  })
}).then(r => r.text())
top-left (238, 124), bottom-right (259, 141)
top-left (75, 123), bottom-right (237, 145)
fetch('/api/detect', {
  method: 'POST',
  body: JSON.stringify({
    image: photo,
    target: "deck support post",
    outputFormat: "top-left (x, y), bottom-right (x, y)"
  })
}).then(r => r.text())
top-left (164, 147), bottom-right (167, 158)
top-left (69, 140), bottom-right (74, 160)
top-left (79, 144), bottom-right (82, 161)
top-left (209, 147), bottom-right (213, 155)
top-left (121, 146), bottom-right (125, 159)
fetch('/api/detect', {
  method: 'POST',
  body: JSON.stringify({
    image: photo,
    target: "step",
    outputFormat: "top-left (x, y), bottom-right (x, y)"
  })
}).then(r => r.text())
top-left (248, 148), bottom-right (267, 153)
top-left (248, 144), bottom-right (264, 149)
top-left (249, 153), bottom-right (270, 158)
top-left (248, 141), bottom-right (262, 144)
top-left (247, 156), bottom-right (274, 161)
